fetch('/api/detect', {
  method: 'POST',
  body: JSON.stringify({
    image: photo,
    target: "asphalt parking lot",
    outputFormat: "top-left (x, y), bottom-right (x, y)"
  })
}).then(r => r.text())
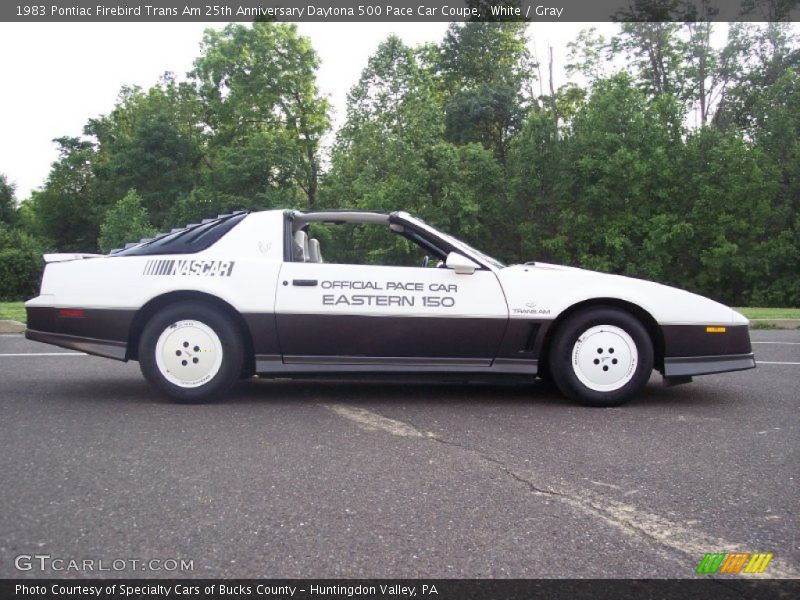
top-left (0, 330), bottom-right (797, 579)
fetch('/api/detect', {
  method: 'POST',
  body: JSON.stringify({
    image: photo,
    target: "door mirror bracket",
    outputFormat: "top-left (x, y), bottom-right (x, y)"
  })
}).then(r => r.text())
top-left (445, 252), bottom-right (478, 275)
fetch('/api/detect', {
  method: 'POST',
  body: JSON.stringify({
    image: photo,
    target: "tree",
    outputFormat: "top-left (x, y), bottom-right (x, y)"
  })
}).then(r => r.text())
top-left (665, 127), bottom-right (775, 304)
top-left (323, 35), bottom-right (504, 264)
top-left (324, 36), bottom-right (444, 221)
top-left (506, 111), bottom-right (567, 263)
top-left (609, 22), bottom-right (689, 102)
top-left (29, 136), bottom-right (103, 252)
top-left (553, 74), bottom-right (684, 276)
top-left (97, 189), bottom-right (157, 254)
top-left (437, 22), bottom-right (534, 163)
top-left (341, 35), bottom-right (442, 146)
top-left (190, 23), bottom-right (330, 209)
top-left (713, 22), bottom-right (800, 130)
top-left (567, 28), bottom-right (612, 83)
top-left (746, 69), bottom-right (800, 305)
top-left (0, 174), bottom-right (16, 225)
top-left (86, 79), bottom-right (204, 228)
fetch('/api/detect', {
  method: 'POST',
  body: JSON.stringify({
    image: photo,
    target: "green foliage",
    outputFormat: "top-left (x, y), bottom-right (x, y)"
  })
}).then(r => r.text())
top-left (438, 23), bottom-right (533, 162)
top-left (27, 137), bottom-right (104, 252)
top-left (86, 81), bottom-right (204, 228)
top-left (26, 21), bottom-right (329, 255)
top-left (323, 32), bottom-right (507, 265)
top-left (0, 174), bottom-right (16, 225)
top-left (323, 23), bottom-right (800, 307)
top-left (97, 189), bottom-right (157, 254)
top-left (0, 224), bottom-right (44, 301)
top-left (6, 22), bottom-right (800, 307)
top-left (191, 23), bottom-right (329, 209)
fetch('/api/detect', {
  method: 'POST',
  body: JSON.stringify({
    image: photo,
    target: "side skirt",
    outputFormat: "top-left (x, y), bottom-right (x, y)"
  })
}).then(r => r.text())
top-left (255, 354), bottom-right (538, 376)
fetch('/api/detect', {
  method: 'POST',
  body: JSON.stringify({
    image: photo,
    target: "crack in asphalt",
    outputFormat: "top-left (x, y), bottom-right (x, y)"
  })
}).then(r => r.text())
top-left (423, 429), bottom-right (695, 570)
top-left (432, 433), bottom-right (799, 579)
top-left (323, 402), bottom-right (800, 579)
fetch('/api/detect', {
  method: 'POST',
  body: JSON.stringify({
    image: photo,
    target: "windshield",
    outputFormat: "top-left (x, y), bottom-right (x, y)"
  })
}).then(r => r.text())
top-left (401, 215), bottom-right (505, 269)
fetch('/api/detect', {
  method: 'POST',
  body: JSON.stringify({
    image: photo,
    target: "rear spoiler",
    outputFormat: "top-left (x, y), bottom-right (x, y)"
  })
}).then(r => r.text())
top-left (43, 253), bottom-right (104, 263)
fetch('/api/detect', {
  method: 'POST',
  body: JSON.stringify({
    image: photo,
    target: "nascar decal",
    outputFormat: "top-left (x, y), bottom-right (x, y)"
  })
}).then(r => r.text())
top-left (143, 259), bottom-right (235, 277)
top-left (320, 280), bottom-right (457, 308)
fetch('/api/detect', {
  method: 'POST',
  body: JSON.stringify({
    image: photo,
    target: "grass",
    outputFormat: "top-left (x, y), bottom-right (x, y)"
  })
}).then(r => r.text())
top-left (1, 301), bottom-right (798, 326)
top-left (735, 307), bottom-right (800, 319)
top-left (0, 301), bottom-right (26, 323)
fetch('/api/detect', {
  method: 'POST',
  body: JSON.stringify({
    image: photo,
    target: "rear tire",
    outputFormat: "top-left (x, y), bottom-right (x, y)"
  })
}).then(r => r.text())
top-left (548, 307), bottom-right (653, 407)
top-left (138, 302), bottom-right (244, 403)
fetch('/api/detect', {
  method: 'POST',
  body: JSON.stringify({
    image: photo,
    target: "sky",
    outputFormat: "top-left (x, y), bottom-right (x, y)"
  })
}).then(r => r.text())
top-left (0, 21), bottom-right (619, 200)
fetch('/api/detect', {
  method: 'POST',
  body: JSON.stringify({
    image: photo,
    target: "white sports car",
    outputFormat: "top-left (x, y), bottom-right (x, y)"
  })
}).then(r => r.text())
top-left (25, 210), bottom-right (755, 406)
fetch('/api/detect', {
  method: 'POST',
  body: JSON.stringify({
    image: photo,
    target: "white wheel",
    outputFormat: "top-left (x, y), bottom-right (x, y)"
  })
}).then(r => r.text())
top-left (550, 307), bottom-right (653, 407)
top-left (571, 325), bottom-right (638, 392)
top-left (154, 320), bottom-right (224, 389)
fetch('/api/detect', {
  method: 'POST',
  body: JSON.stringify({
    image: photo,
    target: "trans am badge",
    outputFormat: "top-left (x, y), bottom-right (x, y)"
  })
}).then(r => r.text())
top-left (143, 259), bottom-right (235, 277)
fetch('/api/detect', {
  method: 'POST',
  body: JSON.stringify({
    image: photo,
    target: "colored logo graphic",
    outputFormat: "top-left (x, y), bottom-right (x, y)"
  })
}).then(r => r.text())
top-left (696, 552), bottom-right (773, 574)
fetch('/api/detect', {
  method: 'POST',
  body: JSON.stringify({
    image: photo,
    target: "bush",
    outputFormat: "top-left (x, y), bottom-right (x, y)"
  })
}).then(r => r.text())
top-left (0, 225), bottom-right (44, 301)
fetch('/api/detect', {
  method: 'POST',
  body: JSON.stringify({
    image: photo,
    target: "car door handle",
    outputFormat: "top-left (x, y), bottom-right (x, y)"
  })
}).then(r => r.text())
top-left (292, 279), bottom-right (318, 287)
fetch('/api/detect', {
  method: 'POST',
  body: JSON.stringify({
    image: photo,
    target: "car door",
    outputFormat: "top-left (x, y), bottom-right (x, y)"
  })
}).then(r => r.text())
top-left (274, 260), bottom-right (508, 366)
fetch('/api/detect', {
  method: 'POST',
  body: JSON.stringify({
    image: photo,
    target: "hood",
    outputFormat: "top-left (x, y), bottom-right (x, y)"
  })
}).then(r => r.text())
top-left (498, 263), bottom-right (747, 326)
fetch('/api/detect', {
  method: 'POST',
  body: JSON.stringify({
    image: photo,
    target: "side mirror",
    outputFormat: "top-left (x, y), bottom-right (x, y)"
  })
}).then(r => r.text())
top-left (445, 252), bottom-right (478, 275)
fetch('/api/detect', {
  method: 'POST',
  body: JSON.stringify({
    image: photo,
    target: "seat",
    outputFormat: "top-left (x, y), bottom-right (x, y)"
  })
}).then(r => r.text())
top-left (293, 230), bottom-right (309, 262)
top-left (308, 238), bottom-right (322, 263)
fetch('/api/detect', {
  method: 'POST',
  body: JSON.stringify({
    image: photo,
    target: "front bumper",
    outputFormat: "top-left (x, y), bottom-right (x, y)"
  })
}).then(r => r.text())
top-left (663, 353), bottom-right (756, 377)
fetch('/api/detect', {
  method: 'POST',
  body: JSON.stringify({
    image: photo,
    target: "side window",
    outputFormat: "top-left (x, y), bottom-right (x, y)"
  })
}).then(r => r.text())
top-left (303, 223), bottom-right (442, 267)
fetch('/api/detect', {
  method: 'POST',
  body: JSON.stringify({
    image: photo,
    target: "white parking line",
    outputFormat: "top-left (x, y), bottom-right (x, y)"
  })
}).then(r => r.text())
top-left (752, 341), bottom-right (800, 345)
top-left (0, 352), bottom-right (86, 357)
top-left (757, 361), bottom-right (800, 365)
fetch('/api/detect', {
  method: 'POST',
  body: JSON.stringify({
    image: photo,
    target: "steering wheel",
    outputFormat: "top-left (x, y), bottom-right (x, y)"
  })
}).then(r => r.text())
top-left (421, 255), bottom-right (429, 268)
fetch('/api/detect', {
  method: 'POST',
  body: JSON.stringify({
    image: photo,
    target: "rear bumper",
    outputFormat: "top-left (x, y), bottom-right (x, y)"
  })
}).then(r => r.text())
top-left (663, 353), bottom-right (756, 377)
top-left (25, 305), bottom-right (134, 361)
top-left (25, 329), bottom-right (127, 361)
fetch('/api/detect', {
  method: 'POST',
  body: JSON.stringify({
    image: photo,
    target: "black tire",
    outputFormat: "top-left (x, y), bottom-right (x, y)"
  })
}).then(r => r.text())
top-left (548, 307), bottom-right (654, 407)
top-left (138, 302), bottom-right (244, 403)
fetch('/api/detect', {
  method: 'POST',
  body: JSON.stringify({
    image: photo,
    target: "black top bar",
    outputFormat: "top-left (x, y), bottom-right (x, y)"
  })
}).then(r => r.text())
top-left (4, 1), bottom-right (799, 23)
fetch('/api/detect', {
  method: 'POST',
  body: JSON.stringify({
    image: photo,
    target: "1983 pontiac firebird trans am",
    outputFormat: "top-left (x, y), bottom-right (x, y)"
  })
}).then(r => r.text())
top-left (25, 210), bottom-right (755, 407)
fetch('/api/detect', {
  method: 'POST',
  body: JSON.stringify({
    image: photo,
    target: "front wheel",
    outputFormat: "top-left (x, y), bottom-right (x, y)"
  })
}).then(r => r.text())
top-left (138, 302), bottom-right (244, 403)
top-left (548, 307), bottom-right (654, 407)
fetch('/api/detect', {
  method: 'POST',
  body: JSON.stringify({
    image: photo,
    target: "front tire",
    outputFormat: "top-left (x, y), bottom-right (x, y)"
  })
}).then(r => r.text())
top-left (548, 307), bottom-right (654, 407)
top-left (138, 302), bottom-right (244, 403)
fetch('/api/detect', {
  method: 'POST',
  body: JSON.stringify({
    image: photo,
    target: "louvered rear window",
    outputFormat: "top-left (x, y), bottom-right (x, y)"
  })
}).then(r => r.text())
top-left (111, 213), bottom-right (248, 256)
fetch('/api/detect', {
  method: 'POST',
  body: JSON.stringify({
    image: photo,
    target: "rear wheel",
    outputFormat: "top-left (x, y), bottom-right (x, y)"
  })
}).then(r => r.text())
top-left (138, 302), bottom-right (243, 403)
top-left (548, 307), bottom-right (653, 407)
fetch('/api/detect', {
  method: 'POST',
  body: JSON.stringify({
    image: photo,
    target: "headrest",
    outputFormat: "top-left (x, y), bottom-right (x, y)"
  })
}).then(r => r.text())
top-left (293, 230), bottom-right (309, 261)
top-left (308, 238), bottom-right (322, 263)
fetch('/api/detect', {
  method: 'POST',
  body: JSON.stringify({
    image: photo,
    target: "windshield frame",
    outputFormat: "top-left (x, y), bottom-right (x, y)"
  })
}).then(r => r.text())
top-left (395, 213), bottom-right (506, 270)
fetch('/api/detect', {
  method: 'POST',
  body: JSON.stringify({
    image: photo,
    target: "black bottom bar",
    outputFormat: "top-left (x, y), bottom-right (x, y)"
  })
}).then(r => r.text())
top-left (1, 579), bottom-right (797, 600)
